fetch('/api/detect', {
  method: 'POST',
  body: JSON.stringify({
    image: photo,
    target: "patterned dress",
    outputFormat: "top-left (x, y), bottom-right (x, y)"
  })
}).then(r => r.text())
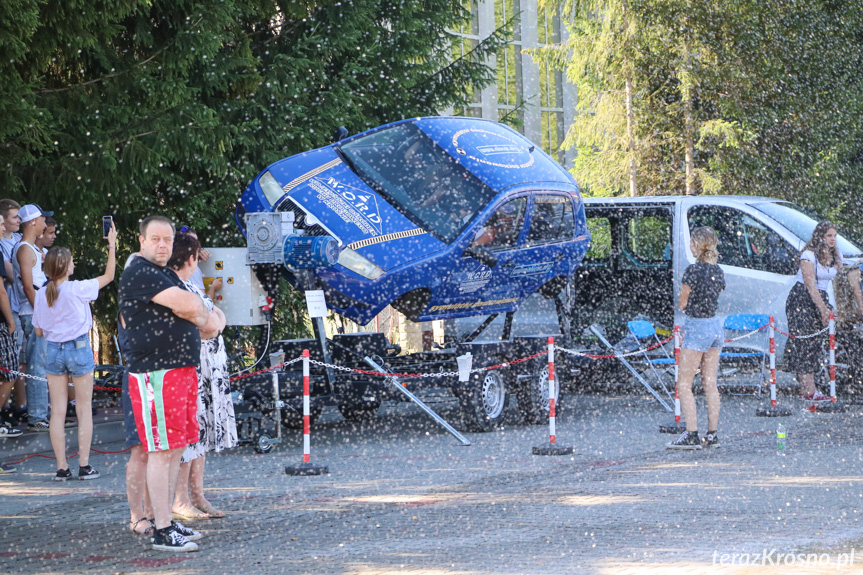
top-left (182, 280), bottom-right (238, 462)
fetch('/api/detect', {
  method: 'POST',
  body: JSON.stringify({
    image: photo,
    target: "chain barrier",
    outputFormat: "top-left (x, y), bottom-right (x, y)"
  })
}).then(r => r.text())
top-left (0, 322), bottom-right (831, 391)
top-left (0, 366), bottom-right (47, 383)
top-left (228, 356), bottom-right (303, 382)
top-left (773, 325), bottom-right (829, 339)
top-left (554, 335), bottom-right (674, 360)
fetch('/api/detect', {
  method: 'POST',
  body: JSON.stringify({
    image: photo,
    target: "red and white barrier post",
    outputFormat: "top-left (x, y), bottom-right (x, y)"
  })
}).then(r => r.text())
top-left (548, 336), bottom-right (556, 444)
top-left (769, 316), bottom-right (777, 408)
top-left (285, 349), bottom-right (329, 475)
top-left (756, 316), bottom-right (792, 417)
top-left (814, 312), bottom-right (847, 413)
top-left (673, 326), bottom-right (681, 425)
top-left (829, 313), bottom-right (837, 402)
top-left (659, 326), bottom-right (687, 433)
top-left (533, 337), bottom-right (573, 456)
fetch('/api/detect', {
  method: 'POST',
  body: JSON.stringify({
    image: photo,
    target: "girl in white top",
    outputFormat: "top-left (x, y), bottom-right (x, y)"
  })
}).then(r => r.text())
top-left (32, 223), bottom-right (117, 481)
top-left (785, 220), bottom-right (844, 402)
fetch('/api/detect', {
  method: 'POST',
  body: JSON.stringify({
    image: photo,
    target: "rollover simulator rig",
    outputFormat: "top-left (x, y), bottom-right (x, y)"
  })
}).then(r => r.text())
top-left (227, 117), bottom-right (593, 448)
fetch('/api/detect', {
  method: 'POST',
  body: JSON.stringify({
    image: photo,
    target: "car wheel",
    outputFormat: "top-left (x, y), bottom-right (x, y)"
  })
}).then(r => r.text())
top-left (391, 289), bottom-right (432, 323)
top-left (516, 362), bottom-right (561, 425)
top-left (281, 405), bottom-right (323, 429)
top-left (338, 399), bottom-right (381, 422)
top-left (254, 434), bottom-right (273, 454)
top-left (457, 370), bottom-right (507, 432)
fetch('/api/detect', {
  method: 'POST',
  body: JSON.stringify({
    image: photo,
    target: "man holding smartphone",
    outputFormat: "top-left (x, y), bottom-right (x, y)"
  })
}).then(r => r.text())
top-left (12, 204), bottom-right (51, 431)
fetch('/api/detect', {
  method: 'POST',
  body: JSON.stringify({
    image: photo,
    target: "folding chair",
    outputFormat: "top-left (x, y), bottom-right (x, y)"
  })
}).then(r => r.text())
top-left (626, 320), bottom-right (677, 406)
top-left (719, 313), bottom-right (769, 395)
top-left (588, 323), bottom-right (673, 412)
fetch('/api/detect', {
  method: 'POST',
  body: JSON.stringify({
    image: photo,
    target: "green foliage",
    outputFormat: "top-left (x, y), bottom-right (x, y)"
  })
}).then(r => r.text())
top-left (1, 0), bottom-right (505, 347)
top-left (535, 0), bottom-right (863, 221)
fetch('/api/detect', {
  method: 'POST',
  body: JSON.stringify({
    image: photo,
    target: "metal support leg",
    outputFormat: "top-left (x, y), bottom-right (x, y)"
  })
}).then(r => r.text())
top-left (364, 357), bottom-right (471, 446)
top-left (589, 325), bottom-right (672, 412)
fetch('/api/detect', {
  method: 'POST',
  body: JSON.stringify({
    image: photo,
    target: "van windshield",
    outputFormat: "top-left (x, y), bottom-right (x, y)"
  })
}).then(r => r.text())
top-left (752, 201), bottom-right (863, 257)
top-left (337, 122), bottom-right (496, 244)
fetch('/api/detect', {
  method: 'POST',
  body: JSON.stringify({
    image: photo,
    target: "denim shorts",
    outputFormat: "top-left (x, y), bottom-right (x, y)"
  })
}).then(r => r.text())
top-left (45, 335), bottom-right (95, 377)
top-left (681, 316), bottom-right (724, 353)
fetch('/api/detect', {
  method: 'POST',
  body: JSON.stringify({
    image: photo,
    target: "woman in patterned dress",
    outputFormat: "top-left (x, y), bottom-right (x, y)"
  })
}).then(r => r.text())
top-left (167, 232), bottom-right (237, 519)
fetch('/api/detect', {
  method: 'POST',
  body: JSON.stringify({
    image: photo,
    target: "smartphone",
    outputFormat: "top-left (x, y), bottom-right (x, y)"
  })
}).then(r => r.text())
top-left (102, 216), bottom-right (113, 238)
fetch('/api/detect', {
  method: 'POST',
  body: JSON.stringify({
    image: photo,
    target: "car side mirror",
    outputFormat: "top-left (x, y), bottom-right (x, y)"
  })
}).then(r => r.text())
top-left (464, 245), bottom-right (497, 268)
top-left (332, 126), bottom-right (349, 142)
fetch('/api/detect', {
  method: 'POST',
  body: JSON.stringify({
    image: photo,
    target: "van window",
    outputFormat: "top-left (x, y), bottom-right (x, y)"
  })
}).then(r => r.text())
top-left (623, 215), bottom-right (672, 265)
top-left (526, 195), bottom-right (574, 246)
top-left (470, 197), bottom-right (527, 251)
top-left (585, 217), bottom-right (612, 262)
top-left (688, 206), bottom-right (797, 274)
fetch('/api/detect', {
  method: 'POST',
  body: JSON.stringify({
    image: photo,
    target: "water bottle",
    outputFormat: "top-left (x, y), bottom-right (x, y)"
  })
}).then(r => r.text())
top-left (776, 422), bottom-right (786, 451)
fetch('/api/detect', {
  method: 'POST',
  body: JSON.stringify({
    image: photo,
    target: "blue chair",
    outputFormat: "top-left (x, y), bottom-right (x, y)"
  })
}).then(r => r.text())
top-left (719, 313), bottom-right (770, 395)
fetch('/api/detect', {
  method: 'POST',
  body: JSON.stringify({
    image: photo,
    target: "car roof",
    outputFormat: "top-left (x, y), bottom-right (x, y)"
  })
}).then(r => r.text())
top-left (582, 195), bottom-right (783, 205)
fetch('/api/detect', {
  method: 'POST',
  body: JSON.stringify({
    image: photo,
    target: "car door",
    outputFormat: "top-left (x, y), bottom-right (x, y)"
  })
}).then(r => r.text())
top-left (431, 196), bottom-right (530, 316)
top-left (684, 203), bottom-right (799, 334)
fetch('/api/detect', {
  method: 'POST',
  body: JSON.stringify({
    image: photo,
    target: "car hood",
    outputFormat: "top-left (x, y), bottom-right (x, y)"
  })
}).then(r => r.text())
top-left (267, 148), bottom-right (447, 272)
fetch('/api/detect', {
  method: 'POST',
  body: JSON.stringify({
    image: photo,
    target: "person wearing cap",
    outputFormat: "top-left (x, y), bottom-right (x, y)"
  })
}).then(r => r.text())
top-left (12, 204), bottom-right (52, 430)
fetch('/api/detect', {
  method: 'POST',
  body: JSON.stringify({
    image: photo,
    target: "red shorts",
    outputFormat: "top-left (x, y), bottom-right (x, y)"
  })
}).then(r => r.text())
top-left (128, 366), bottom-right (199, 452)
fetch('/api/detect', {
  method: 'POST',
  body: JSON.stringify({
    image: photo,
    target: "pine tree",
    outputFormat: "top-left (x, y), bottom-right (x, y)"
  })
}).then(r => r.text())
top-left (0, 0), bottom-right (508, 351)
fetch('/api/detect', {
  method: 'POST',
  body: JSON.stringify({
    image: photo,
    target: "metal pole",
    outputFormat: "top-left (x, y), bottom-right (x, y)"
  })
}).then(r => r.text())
top-left (673, 326), bottom-right (681, 425)
top-left (548, 336), bottom-right (556, 444)
top-left (829, 313), bottom-right (836, 402)
top-left (769, 316), bottom-right (777, 407)
top-left (303, 349), bottom-right (311, 463)
top-left (363, 356), bottom-right (471, 446)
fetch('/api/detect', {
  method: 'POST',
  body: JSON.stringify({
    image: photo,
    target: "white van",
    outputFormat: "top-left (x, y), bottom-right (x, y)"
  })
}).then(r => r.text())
top-left (575, 195), bottom-right (863, 362)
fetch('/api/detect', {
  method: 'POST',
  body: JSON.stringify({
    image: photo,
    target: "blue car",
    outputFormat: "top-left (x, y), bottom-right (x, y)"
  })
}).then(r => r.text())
top-left (236, 117), bottom-right (590, 325)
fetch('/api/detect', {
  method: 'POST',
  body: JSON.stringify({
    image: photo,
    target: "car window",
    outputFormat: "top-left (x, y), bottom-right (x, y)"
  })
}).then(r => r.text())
top-left (688, 206), bottom-right (797, 273)
top-left (470, 197), bottom-right (527, 252)
top-left (585, 217), bottom-right (612, 262)
top-left (338, 122), bottom-right (496, 244)
top-left (622, 215), bottom-right (672, 266)
top-left (526, 195), bottom-right (574, 246)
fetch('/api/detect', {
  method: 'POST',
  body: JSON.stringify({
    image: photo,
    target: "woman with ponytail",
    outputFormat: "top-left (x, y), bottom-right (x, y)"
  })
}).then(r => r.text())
top-left (32, 223), bottom-right (117, 480)
top-left (667, 226), bottom-right (726, 450)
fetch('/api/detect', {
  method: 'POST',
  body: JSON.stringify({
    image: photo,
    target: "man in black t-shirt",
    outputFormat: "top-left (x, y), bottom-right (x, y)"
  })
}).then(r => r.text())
top-left (119, 215), bottom-right (218, 552)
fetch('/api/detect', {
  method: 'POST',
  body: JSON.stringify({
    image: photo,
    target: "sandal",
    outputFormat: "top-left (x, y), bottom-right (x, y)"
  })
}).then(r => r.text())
top-left (129, 518), bottom-right (154, 536)
top-left (194, 502), bottom-right (226, 519)
top-left (171, 504), bottom-right (210, 520)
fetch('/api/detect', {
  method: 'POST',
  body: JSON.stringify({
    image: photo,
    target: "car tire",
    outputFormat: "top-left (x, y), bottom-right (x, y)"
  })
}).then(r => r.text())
top-left (338, 400), bottom-right (381, 422)
top-left (281, 405), bottom-right (323, 429)
top-left (457, 370), bottom-right (508, 432)
top-left (516, 361), bottom-right (561, 425)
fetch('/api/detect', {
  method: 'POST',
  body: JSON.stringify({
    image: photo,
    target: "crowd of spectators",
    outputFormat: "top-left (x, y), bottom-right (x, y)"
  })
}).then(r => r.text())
top-left (0, 206), bottom-right (237, 552)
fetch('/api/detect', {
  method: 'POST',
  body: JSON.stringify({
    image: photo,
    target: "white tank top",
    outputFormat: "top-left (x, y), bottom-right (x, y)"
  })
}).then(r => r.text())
top-left (12, 241), bottom-right (47, 316)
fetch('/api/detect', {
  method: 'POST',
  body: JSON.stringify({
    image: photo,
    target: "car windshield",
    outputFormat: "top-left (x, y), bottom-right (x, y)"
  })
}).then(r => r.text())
top-left (752, 201), bottom-right (863, 257)
top-left (337, 122), bottom-right (496, 244)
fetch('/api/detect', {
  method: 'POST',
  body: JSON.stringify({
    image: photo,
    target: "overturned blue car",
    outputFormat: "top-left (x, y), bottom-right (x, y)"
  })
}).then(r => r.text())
top-left (236, 116), bottom-right (590, 325)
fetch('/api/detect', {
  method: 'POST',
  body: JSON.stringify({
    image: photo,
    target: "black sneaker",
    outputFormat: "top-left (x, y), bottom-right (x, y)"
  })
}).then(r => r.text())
top-left (54, 468), bottom-right (73, 481)
top-left (667, 431), bottom-right (702, 450)
top-left (28, 420), bottom-right (49, 432)
top-left (0, 423), bottom-right (23, 438)
top-left (0, 462), bottom-right (17, 474)
top-left (171, 520), bottom-right (202, 542)
top-left (151, 526), bottom-right (198, 552)
top-left (78, 465), bottom-right (100, 480)
top-left (702, 432), bottom-right (721, 448)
